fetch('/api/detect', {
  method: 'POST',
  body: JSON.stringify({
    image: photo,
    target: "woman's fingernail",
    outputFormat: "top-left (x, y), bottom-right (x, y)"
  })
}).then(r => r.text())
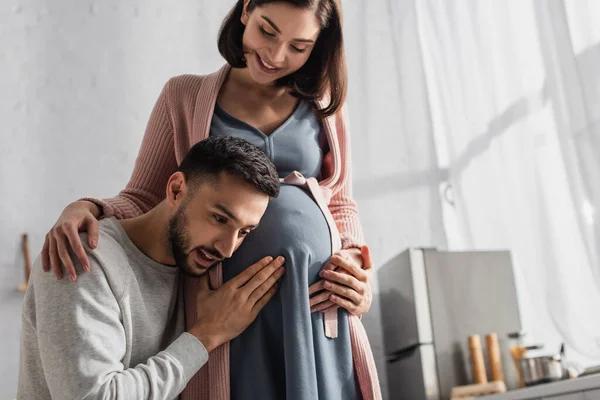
top-left (324, 281), bottom-right (331, 288)
top-left (91, 239), bottom-right (98, 247)
top-left (70, 274), bottom-right (76, 282)
top-left (54, 273), bottom-right (60, 280)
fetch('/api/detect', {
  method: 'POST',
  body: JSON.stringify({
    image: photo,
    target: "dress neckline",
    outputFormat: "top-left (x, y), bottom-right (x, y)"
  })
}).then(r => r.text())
top-left (214, 100), bottom-right (307, 138)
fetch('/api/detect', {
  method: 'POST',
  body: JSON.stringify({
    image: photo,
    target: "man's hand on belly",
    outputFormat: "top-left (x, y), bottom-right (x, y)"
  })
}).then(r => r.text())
top-left (189, 256), bottom-right (286, 352)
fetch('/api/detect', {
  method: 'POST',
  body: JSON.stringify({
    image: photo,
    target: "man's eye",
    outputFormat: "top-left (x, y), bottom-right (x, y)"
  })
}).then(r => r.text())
top-left (214, 214), bottom-right (227, 224)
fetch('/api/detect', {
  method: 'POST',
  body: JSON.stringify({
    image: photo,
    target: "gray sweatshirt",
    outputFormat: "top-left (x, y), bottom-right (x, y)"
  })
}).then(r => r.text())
top-left (18, 217), bottom-right (208, 400)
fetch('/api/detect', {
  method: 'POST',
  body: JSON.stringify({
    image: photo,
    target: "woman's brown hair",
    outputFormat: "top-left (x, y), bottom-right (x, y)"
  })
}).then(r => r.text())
top-left (217, 0), bottom-right (347, 118)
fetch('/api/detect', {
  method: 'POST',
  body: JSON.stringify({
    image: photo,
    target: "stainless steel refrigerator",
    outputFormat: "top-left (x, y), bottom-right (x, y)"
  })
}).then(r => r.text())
top-left (378, 248), bottom-right (522, 400)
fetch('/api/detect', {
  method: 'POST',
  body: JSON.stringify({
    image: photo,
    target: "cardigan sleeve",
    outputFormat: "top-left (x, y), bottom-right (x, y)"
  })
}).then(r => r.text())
top-left (82, 80), bottom-right (179, 219)
top-left (325, 104), bottom-right (366, 249)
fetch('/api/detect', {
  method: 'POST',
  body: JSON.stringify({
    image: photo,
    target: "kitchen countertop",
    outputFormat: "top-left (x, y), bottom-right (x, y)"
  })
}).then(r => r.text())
top-left (478, 374), bottom-right (600, 399)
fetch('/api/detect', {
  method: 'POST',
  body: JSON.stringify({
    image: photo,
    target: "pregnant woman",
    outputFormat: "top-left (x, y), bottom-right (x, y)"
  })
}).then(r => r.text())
top-left (42, 1), bottom-right (381, 399)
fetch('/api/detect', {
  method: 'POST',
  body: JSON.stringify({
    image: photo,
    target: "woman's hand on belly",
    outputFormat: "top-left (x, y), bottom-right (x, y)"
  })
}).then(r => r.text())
top-left (308, 246), bottom-right (373, 316)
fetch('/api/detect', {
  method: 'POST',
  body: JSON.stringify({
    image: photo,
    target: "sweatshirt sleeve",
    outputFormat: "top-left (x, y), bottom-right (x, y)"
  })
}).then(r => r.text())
top-left (82, 79), bottom-right (180, 219)
top-left (21, 256), bottom-right (207, 400)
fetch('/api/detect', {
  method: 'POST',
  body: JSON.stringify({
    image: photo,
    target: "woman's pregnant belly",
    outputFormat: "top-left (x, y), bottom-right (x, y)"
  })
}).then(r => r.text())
top-left (221, 184), bottom-right (336, 398)
top-left (222, 183), bottom-right (332, 286)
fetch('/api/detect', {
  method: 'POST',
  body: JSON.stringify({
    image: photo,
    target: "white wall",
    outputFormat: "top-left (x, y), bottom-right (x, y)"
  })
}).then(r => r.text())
top-left (0, 1), bottom-right (446, 398)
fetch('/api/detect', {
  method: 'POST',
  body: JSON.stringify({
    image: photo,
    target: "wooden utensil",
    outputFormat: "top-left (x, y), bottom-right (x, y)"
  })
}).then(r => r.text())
top-left (508, 331), bottom-right (529, 388)
top-left (510, 345), bottom-right (527, 387)
top-left (469, 334), bottom-right (488, 384)
top-left (450, 381), bottom-right (506, 400)
top-left (486, 333), bottom-right (505, 383)
top-left (18, 233), bottom-right (32, 292)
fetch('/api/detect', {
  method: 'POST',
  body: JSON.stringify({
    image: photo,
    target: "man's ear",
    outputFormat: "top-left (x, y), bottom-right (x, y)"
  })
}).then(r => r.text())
top-left (241, 0), bottom-right (251, 25)
top-left (166, 172), bottom-right (187, 206)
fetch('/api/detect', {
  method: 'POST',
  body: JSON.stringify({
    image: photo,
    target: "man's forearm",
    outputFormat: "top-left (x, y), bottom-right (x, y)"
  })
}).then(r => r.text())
top-left (74, 333), bottom-right (208, 400)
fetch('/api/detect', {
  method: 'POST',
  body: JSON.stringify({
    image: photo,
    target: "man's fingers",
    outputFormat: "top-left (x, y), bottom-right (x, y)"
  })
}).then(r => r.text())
top-left (241, 256), bottom-right (285, 294)
top-left (229, 256), bottom-right (275, 288)
top-left (248, 265), bottom-right (285, 304)
top-left (252, 284), bottom-right (278, 314)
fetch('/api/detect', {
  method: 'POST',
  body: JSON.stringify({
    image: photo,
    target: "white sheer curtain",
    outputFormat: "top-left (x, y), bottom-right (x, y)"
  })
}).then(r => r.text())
top-left (412, 0), bottom-right (600, 364)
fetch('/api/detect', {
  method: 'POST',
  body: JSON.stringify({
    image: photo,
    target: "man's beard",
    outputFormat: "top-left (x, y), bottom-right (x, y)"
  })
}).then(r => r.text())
top-left (167, 204), bottom-right (222, 277)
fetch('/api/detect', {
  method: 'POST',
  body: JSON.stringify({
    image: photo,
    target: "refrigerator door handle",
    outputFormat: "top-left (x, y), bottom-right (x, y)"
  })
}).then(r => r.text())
top-left (387, 342), bottom-right (434, 363)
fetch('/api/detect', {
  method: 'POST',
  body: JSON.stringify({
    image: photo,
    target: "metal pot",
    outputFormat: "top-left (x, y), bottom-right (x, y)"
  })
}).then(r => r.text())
top-left (518, 356), bottom-right (565, 386)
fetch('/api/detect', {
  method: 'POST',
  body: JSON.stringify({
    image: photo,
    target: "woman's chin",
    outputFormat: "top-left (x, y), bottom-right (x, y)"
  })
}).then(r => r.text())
top-left (248, 67), bottom-right (280, 85)
top-left (245, 57), bottom-right (284, 85)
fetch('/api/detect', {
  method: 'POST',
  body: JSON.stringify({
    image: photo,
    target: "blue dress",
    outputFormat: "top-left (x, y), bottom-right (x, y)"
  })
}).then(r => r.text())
top-left (210, 101), bottom-right (359, 400)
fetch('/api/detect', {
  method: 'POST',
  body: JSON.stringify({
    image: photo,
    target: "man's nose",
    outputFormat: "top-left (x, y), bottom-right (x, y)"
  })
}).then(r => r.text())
top-left (215, 232), bottom-right (237, 259)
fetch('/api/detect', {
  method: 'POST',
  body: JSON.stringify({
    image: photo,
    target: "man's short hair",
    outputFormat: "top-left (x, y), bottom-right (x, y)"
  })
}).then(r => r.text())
top-left (178, 136), bottom-right (280, 197)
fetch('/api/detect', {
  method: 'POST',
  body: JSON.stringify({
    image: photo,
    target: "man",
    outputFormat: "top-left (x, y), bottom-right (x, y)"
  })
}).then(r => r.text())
top-left (18, 136), bottom-right (284, 399)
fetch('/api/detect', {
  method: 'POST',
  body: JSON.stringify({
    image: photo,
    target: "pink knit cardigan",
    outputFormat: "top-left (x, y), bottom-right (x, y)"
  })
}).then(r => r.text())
top-left (89, 65), bottom-right (381, 399)
top-left (92, 65), bottom-right (364, 250)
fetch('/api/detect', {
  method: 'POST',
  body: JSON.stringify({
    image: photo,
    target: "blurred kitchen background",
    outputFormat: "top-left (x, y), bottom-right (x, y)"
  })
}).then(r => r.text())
top-left (1, 1), bottom-right (600, 399)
